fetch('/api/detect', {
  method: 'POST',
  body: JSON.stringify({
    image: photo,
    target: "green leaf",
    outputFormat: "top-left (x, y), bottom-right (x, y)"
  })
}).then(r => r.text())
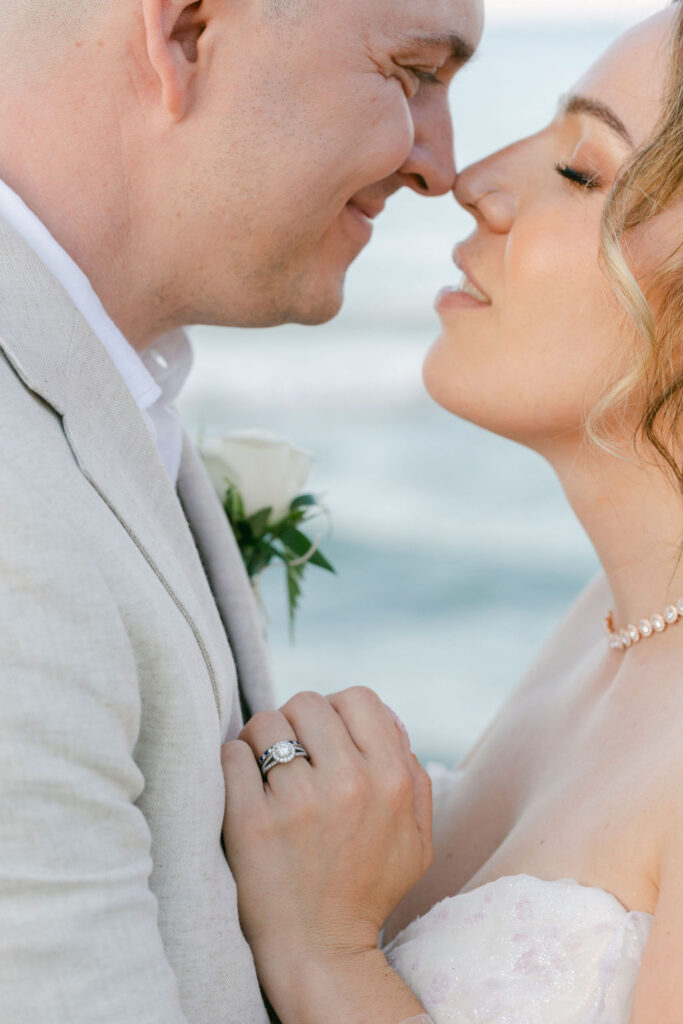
top-left (212, 475), bottom-right (335, 640)
top-left (286, 508), bottom-right (307, 528)
top-left (279, 527), bottom-right (316, 558)
top-left (245, 548), bottom-right (272, 578)
top-left (267, 518), bottom-right (293, 541)
top-left (246, 506), bottom-right (273, 537)
top-left (224, 485), bottom-right (245, 522)
top-left (279, 527), bottom-right (336, 575)
top-left (260, 539), bottom-right (287, 564)
top-left (286, 564), bottom-right (304, 638)
top-left (306, 547), bottom-right (336, 573)
top-left (290, 493), bottom-right (317, 510)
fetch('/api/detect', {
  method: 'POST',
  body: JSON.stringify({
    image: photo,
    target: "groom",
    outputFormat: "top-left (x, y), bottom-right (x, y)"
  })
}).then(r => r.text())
top-left (0, 0), bottom-right (483, 1021)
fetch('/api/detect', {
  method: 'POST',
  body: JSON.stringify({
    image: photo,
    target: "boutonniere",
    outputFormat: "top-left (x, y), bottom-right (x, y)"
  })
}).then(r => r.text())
top-left (199, 430), bottom-right (335, 633)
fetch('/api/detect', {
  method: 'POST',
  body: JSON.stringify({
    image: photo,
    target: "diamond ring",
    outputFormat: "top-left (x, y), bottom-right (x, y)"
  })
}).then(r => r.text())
top-left (257, 739), bottom-right (310, 779)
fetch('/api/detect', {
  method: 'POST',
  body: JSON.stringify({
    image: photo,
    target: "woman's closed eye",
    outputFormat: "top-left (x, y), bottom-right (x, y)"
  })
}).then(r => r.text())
top-left (555, 162), bottom-right (601, 190)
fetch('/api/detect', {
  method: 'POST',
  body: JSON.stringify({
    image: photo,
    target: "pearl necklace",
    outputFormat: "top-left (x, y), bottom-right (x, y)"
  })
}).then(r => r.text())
top-left (605, 597), bottom-right (683, 651)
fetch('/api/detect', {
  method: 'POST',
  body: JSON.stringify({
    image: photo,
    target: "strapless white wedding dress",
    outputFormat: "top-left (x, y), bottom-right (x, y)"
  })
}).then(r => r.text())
top-left (385, 874), bottom-right (652, 1023)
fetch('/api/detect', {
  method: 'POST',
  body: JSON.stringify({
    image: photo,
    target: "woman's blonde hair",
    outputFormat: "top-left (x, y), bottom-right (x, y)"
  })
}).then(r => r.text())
top-left (591, 1), bottom-right (683, 486)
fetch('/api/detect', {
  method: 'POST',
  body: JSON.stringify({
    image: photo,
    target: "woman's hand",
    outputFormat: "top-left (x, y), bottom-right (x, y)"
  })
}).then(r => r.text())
top-left (221, 687), bottom-right (433, 1017)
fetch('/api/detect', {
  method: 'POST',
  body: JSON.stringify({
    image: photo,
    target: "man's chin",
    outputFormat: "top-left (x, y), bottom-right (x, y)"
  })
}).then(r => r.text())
top-left (279, 272), bottom-right (347, 327)
top-left (210, 262), bottom-right (353, 328)
top-left (293, 294), bottom-right (345, 327)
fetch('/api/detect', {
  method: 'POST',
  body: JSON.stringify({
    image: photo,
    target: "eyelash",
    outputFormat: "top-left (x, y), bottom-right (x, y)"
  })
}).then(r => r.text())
top-left (409, 67), bottom-right (440, 86)
top-left (411, 68), bottom-right (440, 84)
top-left (555, 163), bottom-right (600, 190)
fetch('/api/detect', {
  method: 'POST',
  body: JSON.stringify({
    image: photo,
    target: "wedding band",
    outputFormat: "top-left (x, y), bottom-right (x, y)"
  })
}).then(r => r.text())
top-left (258, 739), bottom-right (310, 778)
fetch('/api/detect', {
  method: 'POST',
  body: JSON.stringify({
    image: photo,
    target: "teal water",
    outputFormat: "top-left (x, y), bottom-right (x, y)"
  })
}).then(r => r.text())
top-left (179, 22), bottom-right (641, 762)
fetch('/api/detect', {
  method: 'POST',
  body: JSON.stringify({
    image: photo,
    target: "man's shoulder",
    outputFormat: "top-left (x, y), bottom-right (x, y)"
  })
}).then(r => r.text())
top-left (0, 344), bottom-right (145, 596)
top-left (0, 346), bottom-right (86, 529)
top-left (0, 341), bottom-right (63, 437)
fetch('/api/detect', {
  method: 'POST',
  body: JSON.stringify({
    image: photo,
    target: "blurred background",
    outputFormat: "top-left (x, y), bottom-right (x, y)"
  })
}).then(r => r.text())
top-left (180, 0), bottom-right (664, 764)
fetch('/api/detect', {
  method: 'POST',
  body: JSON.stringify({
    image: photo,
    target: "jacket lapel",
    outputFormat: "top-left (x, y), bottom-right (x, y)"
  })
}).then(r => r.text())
top-left (0, 216), bottom-right (238, 734)
top-left (177, 436), bottom-right (276, 717)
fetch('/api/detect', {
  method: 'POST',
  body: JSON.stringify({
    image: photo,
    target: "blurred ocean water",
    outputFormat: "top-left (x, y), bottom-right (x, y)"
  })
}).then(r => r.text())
top-left (179, 21), bottom-right (640, 763)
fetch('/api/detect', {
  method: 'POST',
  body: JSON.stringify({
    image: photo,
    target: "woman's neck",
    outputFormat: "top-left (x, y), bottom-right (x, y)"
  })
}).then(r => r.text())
top-left (550, 439), bottom-right (683, 631)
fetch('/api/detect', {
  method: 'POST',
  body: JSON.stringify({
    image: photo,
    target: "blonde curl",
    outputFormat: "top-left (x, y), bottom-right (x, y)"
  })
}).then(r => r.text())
top-left (589, 1), bottom-right (683, 490)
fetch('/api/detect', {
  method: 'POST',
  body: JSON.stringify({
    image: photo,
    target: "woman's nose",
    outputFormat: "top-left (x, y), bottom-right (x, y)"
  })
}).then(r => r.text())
top-left (454, 156), bottom-right (517, 233)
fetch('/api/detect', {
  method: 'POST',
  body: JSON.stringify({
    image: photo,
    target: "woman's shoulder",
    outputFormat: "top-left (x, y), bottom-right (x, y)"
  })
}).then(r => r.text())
top-left (478, 571), bottom-right (610, 722)
top-left (475, 571), bottom-right (611, 723)
top-left (454, 573), bottom-right (611, 787)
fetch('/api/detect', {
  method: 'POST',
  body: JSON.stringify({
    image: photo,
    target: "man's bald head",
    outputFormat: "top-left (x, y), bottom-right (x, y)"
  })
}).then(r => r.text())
top-left (5, 0), bottom-right (95, 42)
top-left (0, 0), bottom-right (114, 72)
top-left (5, 0), bottom-right (305, 42)
top-left (1, 0), bottom-right (482, 344)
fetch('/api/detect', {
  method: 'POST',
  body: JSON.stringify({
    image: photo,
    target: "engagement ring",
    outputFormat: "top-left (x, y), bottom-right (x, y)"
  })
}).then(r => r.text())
top-left (258, 740), bottom-right (309, 779)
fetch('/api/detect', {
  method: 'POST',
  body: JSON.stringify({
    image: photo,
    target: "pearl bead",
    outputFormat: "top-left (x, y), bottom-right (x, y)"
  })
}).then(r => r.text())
top-left (665, 605), bottom-right (679, 624)
top-left (608, 601), bottom-right (683, 651)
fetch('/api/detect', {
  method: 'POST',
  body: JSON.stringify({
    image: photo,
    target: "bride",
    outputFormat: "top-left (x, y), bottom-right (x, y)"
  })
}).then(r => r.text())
top-left (221, 4), bottom-right (683, 1022)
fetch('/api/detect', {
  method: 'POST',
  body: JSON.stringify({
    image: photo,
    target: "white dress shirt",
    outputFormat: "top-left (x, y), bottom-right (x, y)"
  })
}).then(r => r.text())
top-left (0, 178), bottom-right (192, 483)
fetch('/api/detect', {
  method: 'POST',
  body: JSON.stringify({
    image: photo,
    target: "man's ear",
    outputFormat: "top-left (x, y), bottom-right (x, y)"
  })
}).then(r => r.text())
top-left (142, 0), bottom-right (207, 120)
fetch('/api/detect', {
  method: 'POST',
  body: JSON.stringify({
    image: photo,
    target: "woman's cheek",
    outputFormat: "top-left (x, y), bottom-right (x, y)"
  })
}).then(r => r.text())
top-left (424, 206), bottom-right (617, 439)
top-left (504, 214), bottom-right (605, 336)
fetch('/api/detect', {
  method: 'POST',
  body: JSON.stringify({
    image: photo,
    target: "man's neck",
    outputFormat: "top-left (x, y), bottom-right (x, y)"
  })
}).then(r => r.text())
top-left (0, 84), bottom-right (170, 352)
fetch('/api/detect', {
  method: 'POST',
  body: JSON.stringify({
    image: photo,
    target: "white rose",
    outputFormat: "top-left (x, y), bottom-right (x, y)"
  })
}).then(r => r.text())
top-left (200, 430), bottom-right (312, 523)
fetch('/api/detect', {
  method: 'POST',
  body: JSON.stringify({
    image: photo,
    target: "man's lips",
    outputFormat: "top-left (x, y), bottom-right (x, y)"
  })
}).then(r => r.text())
top-left (341, 198), bottom-right (386, 245)
top-left (346, 198), bottom-right (386, 221)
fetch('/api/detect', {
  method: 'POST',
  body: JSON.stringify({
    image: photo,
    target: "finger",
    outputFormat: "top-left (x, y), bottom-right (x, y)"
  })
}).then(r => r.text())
top-left (382, 701), bottom-right (413, 755)
top-left (221, 739), bottom-right (268, 826)
top-left (239, 709), bottom-right (296, 755)
top-left (279, 690), bottom-right (363, 774)
top-left (327, 686), bottom-right (412, 766)
top-left (239, 709), bottom-right (314, 792)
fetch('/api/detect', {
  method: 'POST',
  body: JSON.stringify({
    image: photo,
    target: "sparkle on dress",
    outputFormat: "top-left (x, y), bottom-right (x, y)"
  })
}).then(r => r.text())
top-left (385, 874), bottom-right (651, 1024)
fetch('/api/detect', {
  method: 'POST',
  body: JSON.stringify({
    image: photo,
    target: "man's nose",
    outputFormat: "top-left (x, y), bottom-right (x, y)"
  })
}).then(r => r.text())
top-left (398, 98), bottom-right (456, 197)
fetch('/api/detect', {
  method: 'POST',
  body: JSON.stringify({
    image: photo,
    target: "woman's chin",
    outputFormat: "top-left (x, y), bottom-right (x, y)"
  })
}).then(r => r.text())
top-left (422, 353), bottom-right (490, 430)
top-left (422, 347), bottom-right (555, 449)
top-left (421, 339), bottom-right (482, 421)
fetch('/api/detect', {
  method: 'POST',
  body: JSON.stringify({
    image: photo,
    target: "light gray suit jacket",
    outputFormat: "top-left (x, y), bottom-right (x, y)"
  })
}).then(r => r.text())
top-left (0, 215), bottom-right (274, 1023)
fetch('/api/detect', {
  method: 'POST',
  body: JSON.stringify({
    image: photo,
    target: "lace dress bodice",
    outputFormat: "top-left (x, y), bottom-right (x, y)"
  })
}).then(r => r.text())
top-left (385, 874), bottom-right (652, 1023)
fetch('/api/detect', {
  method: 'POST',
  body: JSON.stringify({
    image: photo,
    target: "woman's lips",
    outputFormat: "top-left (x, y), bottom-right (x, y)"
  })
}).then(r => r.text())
top-left (435, 273), bottom-right (492, 313)
top-left (436, 254), bottom-right (492, 312)
top-left (456, 271), bottom-right (490, 303)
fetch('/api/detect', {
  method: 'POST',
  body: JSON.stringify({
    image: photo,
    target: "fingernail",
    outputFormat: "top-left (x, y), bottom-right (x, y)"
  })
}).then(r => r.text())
top-left (383, 702), bottom-right (409, 738)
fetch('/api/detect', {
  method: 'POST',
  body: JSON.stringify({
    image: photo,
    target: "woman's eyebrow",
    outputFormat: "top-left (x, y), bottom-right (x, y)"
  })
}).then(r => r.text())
top-left (559, 93), bottom-right (634, 147)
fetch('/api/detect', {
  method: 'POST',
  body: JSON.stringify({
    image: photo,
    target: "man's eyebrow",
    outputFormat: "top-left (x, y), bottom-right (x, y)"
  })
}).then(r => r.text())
top-left (560, 93), bottom-right (633, 147)
top-left (397, 32), bottom-right (476, 66)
